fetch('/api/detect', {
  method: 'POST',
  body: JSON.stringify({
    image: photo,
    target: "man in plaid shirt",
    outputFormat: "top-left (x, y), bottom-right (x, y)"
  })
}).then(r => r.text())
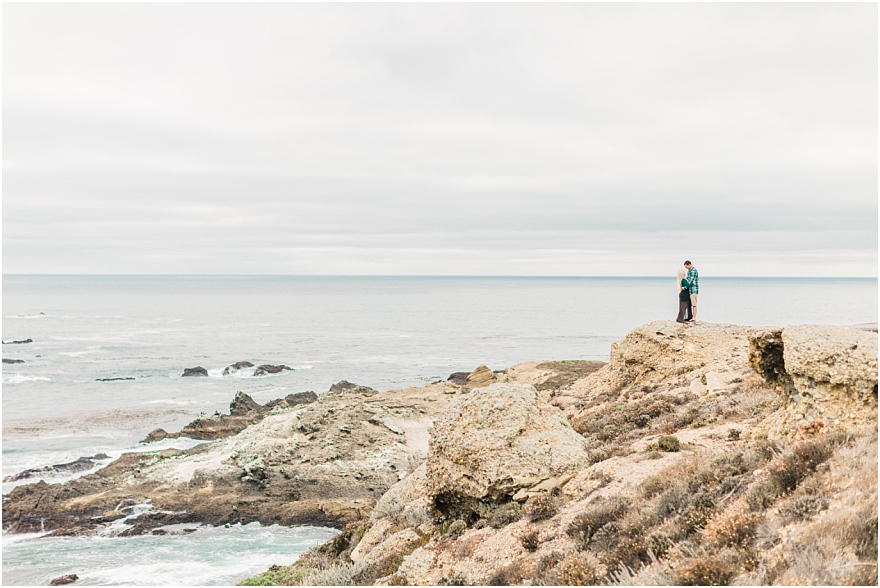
top-left (684, 260), bottom-right (699, 322)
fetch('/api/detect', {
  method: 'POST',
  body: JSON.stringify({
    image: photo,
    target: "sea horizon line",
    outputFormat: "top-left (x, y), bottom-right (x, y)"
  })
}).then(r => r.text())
top-left (2, 274), bottom-right (878, 280)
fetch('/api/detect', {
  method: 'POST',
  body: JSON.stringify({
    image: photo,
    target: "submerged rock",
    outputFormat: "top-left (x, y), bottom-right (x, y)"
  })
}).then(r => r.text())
top-left (2, 338), bottom-right (33, 345)
top-left (181, 366), bottom-right (208, 377)
top-left (253, 364), bottom-right (291, 376)
top-left (49, 574), bottom-right (78, 586)
top-left (2, 358), bottom-right (25, 364)
top-left (222, 361), bottom-right (255, 375)
top-left (427, 382), bottom-right (590, 513)
top-left (143, 428), bottom-right (168, 443)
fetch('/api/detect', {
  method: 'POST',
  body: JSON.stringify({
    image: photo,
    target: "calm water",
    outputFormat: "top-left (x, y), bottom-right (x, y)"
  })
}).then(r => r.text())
top-left (2, 275), bottom-right (876, 584)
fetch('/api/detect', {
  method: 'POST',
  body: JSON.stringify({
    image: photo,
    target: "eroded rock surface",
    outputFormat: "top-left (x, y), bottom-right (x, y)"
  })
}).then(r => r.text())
top-left (749, 324), bottom-right (878, 432)
top-left (3, 383), bottom-right (451, 536)
top-left (181, 366), bottom-right (208, 377)
top-left (146, 391), bottom-right (319, 442)
top-left (427, 383), bottom-right (590, 512)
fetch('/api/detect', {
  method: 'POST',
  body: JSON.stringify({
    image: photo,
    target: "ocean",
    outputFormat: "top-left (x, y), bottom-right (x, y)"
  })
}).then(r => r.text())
top-left (2, 275), bottom-right (877, 584)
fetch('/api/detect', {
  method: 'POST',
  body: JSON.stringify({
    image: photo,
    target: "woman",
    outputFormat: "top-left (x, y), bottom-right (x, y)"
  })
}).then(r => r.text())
top-left (676, 269), bottom-right (693, 323)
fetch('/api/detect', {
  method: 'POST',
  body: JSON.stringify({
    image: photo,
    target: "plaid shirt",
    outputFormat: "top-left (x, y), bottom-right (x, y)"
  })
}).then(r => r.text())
top-left (687, 267), bottom-right (699, 294)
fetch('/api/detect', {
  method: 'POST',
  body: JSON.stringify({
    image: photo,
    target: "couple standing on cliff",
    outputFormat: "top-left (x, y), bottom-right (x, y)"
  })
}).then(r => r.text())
top-left (676, 260), bottom-right (699, 323)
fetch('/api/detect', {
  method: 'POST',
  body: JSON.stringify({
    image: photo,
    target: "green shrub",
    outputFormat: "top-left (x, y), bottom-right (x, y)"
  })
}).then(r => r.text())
top-left (779, 493), bottom-right (828, 523)
top-left (746, 481), bottom-right (779, 511)
top-left (445, 519), bottom-right (467, 538)
top-left (658, 436), bottom-right (680, 452)
top-left (240, 563), bottom-right (312, 586)
top-left (437, 574), bottom-right (467, 586)
top-left (488, 502), bottom-right (523, 529)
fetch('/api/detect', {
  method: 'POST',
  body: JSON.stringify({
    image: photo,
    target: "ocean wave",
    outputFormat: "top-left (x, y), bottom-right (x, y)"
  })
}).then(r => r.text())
top-left (3, 313), bottom-right (51, 319)
top-left (142, 399), bottom-right (200, 406)
top-left (59, 346), bottom-right (101, 357)
top-left (5, 375), bottom-right (51, 384)
top-left (2, 523), bottom-right (337, 587)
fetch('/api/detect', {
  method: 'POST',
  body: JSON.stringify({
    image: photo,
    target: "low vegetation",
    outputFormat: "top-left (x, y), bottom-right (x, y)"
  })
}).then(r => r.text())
top-left (241, 343), bottom-right (876, 587)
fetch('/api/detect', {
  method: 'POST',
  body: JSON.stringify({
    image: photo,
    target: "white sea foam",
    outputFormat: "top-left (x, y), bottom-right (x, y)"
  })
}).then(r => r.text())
top-left (5, 375), bottom-right (51, 384)
top-left (2, 523), bottom-right (337, 586)
top-left (142, 399), bottom-right (200, 406)
top-left (4, 313), bottom-right (52, 319)
top-left (60, 346), bottom-right (101, 357)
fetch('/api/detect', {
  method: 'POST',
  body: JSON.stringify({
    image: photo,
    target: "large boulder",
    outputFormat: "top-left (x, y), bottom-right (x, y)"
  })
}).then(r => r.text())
top-left (426, 383), bottom-right (590, 512)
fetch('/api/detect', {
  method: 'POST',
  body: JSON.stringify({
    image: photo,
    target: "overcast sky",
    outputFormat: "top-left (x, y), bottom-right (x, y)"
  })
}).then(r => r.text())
top-left (3, 3), bottom-right (877, 276)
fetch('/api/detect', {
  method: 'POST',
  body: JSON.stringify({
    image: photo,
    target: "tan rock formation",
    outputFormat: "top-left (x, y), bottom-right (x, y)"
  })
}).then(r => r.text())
top-left (427, 383), bottom-right (591, 512)
top-left (465, 364), bottom-right (497, 387)
top-left (749, 324), bottom-right (877, 434)
top-left (271, 321), bottom-right (877, 587)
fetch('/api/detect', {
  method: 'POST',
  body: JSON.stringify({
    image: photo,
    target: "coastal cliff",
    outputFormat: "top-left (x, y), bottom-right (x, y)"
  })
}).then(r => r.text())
top-left (244, 321), bottom-right (877, 586)
top-left (3, 321), bottom-right (876, 585)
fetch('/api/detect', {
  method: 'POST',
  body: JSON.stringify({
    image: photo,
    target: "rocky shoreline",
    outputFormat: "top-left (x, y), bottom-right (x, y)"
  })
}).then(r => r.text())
top-left (2, 321), bottom-right (876, 585)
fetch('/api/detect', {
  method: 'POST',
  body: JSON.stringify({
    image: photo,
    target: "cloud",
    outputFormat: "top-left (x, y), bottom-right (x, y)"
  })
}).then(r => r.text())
top-left (3, 3), bottom-right (877, 275)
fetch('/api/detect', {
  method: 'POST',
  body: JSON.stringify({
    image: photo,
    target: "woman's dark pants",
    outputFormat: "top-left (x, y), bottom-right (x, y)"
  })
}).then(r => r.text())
top-left (676, 299), bottom-right (693, 323)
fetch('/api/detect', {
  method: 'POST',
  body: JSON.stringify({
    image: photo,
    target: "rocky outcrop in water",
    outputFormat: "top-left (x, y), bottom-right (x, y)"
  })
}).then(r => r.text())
top-left (182, 366), bottom-right (208, 377)
top-left (330, 380), bottom-right (378, 395)
top-left (3, 454), bottom-right (110, 483)
top-left (254, 364), bottom-right (292, 376)
top-left (142, 391), bottom-right (319, 442)
top-left (2, 338), bottom-right (33, 344)
top-left (2, 382), bottom-right (455, 536)
top-left (2, 358), bottom-right (25, 364)
top-left (49, 574), bottom-right (78, 586)
top-left (446, 372), bottom-right (470, 386)
top-left (223, 361), bottom-right (255, 375)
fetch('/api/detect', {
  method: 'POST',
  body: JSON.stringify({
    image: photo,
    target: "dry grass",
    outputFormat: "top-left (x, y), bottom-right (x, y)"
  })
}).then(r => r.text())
top-left (557, 552), bottom-right (601, 586)
top-left (567, 496), bottom-right (630, 550)
top-left (518, 528), bottom-right (540, 552)
top-left (523, 495), bottom-right (559, 522)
